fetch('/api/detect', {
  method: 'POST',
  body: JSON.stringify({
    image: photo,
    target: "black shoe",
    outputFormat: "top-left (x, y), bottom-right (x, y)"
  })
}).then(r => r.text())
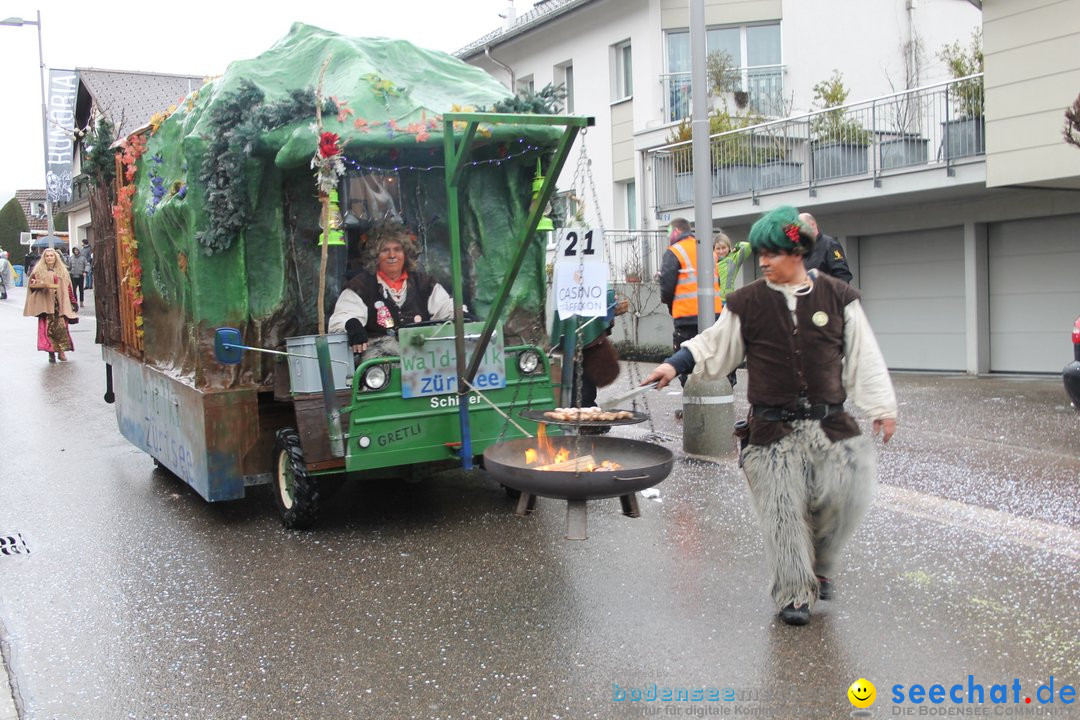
top-left (816, 576), bottom-right (834, 601)
top-left (779, 603), bottom-right (810, 626)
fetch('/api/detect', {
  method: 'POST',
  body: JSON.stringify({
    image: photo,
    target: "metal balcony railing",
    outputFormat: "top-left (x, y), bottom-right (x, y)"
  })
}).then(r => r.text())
top-left (661, 64), bottom-right (787, 123)
top-left (605, 229), bottom-right (669, 282)
top-left (650, 74), bottom-right (985, 211)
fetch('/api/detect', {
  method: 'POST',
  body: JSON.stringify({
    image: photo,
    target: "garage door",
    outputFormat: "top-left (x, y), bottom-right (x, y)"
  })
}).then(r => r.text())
top-left (989, 216), bottom-right (1080, 373)
top-left (858, 228), bottom-right (966, 371)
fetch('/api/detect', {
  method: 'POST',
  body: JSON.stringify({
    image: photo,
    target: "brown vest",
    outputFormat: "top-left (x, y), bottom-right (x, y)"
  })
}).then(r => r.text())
top-left (725, 275), bottom-right (862, 445)
top-left (345, 269), bottom-right (439, 337)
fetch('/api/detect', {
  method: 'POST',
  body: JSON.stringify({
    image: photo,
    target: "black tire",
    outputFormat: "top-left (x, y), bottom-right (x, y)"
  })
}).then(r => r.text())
top-left (272, 428), bottom-right (320, 530)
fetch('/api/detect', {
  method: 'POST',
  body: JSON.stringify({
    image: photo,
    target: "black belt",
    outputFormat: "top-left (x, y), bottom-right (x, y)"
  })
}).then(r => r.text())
top-left (752, 403), bottom-right (845, 422)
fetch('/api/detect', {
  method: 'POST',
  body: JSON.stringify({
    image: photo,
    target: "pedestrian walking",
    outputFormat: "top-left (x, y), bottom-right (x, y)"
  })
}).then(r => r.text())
top-left (798, 212), bottom-right (853, 283)
top-left (713, 232), bottom-right (751, 304)
top-left (713, 232), bottom-right (751, 387)
top-left (0, 251), bottom-right (13, 300)
top-left (24, 248), bottom-right (79, 362)
top-left (658, 217), bottom-right (722, 389)
top-left (82, 240), bottom-right (94, 290)
top-left (67, 246), bottom-right (88, 304)
top-left (642, 205), bottom-right (897, 626)
top-left (23, 249), bottom-right (40, 282)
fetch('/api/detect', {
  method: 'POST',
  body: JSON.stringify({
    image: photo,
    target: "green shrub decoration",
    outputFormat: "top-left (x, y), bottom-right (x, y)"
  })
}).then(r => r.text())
top-left (195, 80), bottom-right (336, 255)
top-left (488, 83), bottom-right (567, 115)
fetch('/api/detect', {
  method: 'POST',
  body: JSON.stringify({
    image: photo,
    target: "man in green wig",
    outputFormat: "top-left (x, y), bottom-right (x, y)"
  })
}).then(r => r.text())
top-left (642, 205), bottom-right (897, 626)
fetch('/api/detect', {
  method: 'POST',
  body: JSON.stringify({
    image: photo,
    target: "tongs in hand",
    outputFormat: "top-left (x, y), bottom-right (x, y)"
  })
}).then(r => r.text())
top-left (598, 382), bottom-right (658, 410)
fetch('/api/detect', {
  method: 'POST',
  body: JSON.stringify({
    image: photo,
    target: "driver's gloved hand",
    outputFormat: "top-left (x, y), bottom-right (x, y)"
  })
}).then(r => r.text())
top-left (345, 318), bottom-right (368, 348)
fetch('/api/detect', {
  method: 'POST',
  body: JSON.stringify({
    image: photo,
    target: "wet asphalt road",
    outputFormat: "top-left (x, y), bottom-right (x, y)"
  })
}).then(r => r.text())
top-left (1, 284), bottom-right (1078, 720)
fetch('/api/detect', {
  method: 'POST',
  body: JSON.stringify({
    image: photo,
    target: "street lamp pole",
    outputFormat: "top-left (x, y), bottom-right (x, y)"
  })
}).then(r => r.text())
top-left (1, 10), bottom-right (57, 248)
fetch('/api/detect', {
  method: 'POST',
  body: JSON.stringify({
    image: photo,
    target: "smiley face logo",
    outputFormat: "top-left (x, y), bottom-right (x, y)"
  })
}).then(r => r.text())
top-left (848, 678), bottom-right (876, 708)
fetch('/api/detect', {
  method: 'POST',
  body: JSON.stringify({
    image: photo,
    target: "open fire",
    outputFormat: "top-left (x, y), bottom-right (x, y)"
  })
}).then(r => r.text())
top-left (523, 425), bottom-right (623, 472)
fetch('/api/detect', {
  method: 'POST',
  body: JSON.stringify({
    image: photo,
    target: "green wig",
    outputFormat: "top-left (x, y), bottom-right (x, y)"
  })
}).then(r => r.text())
top-left (748, 205), bottom-right (815, 256)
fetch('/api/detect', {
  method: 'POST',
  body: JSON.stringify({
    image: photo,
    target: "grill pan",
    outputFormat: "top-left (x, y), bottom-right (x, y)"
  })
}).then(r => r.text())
top-left (483, 436), bottom-right (673, 500)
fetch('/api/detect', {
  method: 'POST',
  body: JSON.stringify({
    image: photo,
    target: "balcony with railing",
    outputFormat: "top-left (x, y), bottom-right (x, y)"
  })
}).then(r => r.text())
top-left (604, 229), bottom-right (669, 283)
top-left (650, 74), bottom-right (985, 211)
top-left (661, 64), bottom-right (787, 123)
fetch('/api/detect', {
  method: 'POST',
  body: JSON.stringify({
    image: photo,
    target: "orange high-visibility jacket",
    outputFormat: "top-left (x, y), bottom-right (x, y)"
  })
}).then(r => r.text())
top-left (669, 237), bottom-right (722, 320)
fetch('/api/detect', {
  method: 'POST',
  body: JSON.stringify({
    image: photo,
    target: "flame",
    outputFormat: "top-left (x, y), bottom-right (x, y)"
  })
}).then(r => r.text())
top-left (523, 422), bottom-right (623, 471)
top-left (537, 423), bottom-right (553, 456)
top-left (526, 423), bottom-right (566, 465)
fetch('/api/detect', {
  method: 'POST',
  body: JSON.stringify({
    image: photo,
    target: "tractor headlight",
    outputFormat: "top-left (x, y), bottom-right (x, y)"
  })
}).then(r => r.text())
top-left (361, 364), bottom-right (390, 391)
top-left (517, 349), bottom-right (541, 375)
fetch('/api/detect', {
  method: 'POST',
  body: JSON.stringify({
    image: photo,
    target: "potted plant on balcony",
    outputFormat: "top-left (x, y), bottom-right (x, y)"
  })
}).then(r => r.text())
top-left (667, 109), bottom-right (773, 200)
top-left (810, 70), bottom-right (872, 180)
top-left (938, 29), bottom-right (984, 158)
top-left (879, 82), bottom-right (929, 170)
top-left (666, 117), bottom-right (696, 203)
top-left (709, 110), bottom-right (761, 196)
top-left (667, 51), bottom-right (773, 201)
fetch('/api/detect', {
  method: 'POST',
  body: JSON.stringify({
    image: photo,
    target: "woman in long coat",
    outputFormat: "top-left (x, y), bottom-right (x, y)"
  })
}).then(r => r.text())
top-left (23, 248), bottom-right (78, 362)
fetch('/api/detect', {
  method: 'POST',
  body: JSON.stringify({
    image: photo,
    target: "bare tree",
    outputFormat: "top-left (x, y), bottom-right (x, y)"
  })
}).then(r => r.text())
top-left (1065, 94), bottom-right (1080, 149)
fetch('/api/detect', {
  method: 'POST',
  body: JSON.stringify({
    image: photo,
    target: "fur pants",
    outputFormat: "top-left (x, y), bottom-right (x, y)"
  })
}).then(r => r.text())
top-left (742, 420), bottom-right (877, 608)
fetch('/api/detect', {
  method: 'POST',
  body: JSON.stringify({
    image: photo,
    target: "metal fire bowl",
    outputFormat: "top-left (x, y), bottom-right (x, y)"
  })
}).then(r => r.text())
top-left (483, 436), bottom-right (674, 501)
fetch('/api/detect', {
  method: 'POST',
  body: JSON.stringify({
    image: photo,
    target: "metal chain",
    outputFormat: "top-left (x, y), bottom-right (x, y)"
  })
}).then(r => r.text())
top-left (571, 321), bottom-right (587, 471)
top-left (575, 129), bottom-right (659, 436)
top-left (494, 355), bottom-right (526, 445)
top-left (568, 133), bottom-right (602, 230)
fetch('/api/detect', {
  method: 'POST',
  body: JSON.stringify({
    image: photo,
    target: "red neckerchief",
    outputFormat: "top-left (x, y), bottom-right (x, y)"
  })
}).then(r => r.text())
top-left (377, 269), bottom-right (408, 291)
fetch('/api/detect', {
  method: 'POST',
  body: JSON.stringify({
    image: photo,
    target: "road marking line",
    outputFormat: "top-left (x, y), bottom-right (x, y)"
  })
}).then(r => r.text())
top-left (878, 484), bottom-right (1080, 560)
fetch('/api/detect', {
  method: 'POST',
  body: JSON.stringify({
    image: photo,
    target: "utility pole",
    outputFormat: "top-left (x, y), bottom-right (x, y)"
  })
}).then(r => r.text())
top-left (1, 10), bottom-right (57, 248)
top-left (690, 0), bottom-right (715, 332)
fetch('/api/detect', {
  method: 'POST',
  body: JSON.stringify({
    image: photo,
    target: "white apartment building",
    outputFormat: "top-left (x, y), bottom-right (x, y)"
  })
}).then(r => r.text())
top-left (459, 0), bottom-right (978, 230)
top-left (458, 0), bottom-right (1080, 374)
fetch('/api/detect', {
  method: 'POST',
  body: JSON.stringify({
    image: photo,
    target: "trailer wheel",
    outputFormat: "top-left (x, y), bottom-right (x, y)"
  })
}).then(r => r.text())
top-left (272, 428), bottom-right (320, 530)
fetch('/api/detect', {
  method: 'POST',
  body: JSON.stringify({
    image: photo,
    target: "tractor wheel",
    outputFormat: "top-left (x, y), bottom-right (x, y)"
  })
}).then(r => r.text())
top-left (272, 428), bottom-right (320, 530)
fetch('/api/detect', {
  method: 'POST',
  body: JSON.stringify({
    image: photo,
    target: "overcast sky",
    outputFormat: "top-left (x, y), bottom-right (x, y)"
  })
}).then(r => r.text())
top-left (0, 0), bottom-right (514, 204)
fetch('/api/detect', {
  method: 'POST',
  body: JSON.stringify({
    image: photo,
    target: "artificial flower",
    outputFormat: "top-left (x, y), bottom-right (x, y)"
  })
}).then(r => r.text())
top-left (318, 132), bottom-right (341, 158)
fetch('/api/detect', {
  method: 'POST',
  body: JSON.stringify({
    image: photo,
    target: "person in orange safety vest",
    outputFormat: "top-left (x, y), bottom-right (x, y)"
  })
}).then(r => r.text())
top-left (659, 218), bottom-right (722, 386)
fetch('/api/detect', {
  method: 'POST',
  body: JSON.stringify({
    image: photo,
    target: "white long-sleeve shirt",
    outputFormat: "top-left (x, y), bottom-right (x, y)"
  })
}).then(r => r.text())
top-left (328, 278), bottom-right (454, 335)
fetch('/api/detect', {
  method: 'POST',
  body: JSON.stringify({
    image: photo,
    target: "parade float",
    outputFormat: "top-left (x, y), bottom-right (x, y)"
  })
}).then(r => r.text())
top-left (96, 23), bottom-right (670, 532)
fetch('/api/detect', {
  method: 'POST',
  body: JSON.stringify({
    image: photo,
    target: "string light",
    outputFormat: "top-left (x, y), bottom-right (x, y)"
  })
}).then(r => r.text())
top-left (339, 137), bottom-right (547, 174)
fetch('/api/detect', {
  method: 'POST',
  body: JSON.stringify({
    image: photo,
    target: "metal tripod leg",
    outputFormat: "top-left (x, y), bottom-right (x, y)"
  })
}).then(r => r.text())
top-left (566, 499), bottom-right (588, 540)
top-left (515, 492), bottom-right (537, 516)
